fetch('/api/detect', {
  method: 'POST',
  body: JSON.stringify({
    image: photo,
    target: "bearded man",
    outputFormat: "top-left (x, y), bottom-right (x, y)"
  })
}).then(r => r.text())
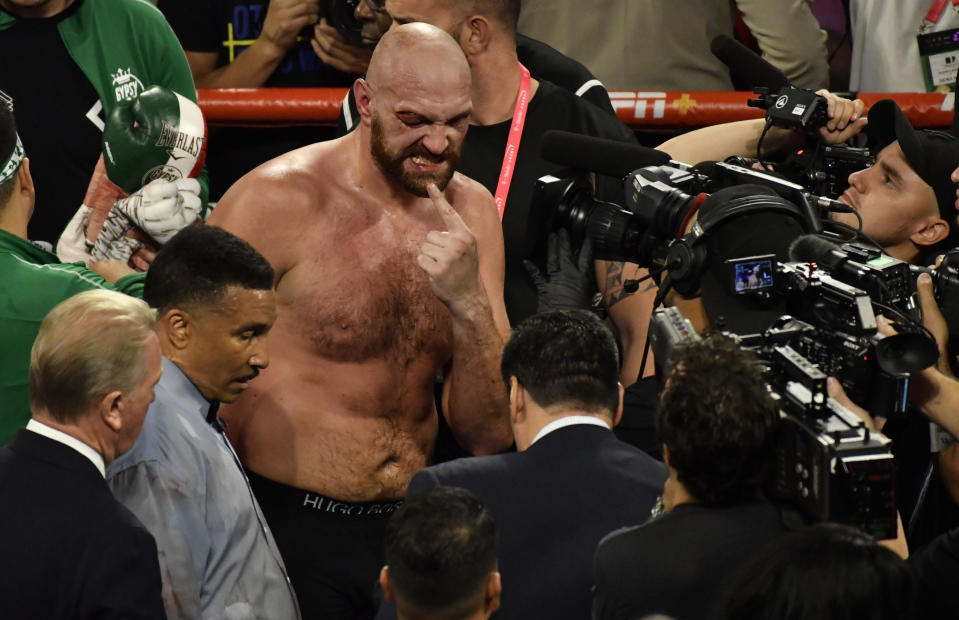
top-left (206, 22), bottom-right (511, 619)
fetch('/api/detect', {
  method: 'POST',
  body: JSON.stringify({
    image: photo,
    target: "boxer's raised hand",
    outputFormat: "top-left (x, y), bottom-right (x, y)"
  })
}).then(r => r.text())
top-left (418, 183), bottom-right (485, 308)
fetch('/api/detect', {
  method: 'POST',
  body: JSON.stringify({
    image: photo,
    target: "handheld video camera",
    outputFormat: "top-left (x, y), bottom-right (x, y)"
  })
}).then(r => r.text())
top-left (748, 85), bottom-right (874, 198)
top-left (650, 306), bottom-right (898, 540)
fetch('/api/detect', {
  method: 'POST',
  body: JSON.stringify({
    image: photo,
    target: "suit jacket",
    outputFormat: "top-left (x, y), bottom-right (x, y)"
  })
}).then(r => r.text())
top-left (405, 423), bottom-right (667, 620)
top-left (0, 429), bottom-right (165, 619)
top-left (592, 501), bottom-right (789, 620)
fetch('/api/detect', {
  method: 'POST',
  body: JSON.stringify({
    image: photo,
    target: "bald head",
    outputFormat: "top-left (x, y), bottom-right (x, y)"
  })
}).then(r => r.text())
top-left (356, 22), bottom-right (472, 196)
top-left (367, 22), bottom-right (470, 93)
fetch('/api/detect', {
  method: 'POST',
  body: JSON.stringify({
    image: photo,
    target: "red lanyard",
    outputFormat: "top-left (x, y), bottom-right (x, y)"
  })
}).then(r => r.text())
top-left (494, 63), bottom-right (531, 222)
top-left (924, 0), bottom-right (959, 28)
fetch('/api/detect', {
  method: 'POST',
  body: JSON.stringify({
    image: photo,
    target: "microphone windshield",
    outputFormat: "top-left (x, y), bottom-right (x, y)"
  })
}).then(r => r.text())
top-left (789, 234), bottom-right (842, 265)
top-left (540, 130), bottom-right (671, 179)
top-left (710, 34), bottom-right (790, 91)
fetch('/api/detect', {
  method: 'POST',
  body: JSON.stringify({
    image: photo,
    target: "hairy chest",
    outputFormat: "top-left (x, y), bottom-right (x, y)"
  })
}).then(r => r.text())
top-left (277, 212), bottom-right (453, 364)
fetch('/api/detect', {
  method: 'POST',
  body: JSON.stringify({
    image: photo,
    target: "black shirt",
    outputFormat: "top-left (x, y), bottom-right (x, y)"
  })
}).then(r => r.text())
top-left (157, 0), bottom-right (355, 88)
top-left (593, 501), bottom-right (790, 620)
top-left (0, 0), bottom-right (103, 244)
top-left (158, 0), bottom-right (353, 199)
top-left (458, 79), bottom-right (635, 323)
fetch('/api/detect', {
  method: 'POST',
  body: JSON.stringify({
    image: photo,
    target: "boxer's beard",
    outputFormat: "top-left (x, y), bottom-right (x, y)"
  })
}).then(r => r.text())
top-left (370, 114), bottom-right (460, 197)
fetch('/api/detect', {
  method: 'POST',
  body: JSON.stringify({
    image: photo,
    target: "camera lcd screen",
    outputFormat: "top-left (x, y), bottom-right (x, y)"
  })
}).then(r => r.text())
top-left (728, 255), bottom-right (775, 294)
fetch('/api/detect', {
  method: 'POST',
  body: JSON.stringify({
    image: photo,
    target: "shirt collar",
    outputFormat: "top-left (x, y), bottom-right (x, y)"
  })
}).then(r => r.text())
top-left (26, 418), bottom-right (106, 477)
top-left (161, 357), bottom-right (221, 427)
top-left (529, 415), bottom-right (611, 447)
top-left (0, 228), bottom-right (58, 262)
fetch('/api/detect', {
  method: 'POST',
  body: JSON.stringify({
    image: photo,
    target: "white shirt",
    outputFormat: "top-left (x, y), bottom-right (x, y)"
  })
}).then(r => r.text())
top-left (26, 418), bottom-right (105, 477)
top-left (529, 415), bottom-right (611, 447)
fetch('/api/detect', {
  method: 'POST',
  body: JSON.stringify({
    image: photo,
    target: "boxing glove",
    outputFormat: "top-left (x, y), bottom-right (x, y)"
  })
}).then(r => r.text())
top-left (114, 178), bottom-right (202, 245)
top-left (102, 85), bottom-right (207, 194)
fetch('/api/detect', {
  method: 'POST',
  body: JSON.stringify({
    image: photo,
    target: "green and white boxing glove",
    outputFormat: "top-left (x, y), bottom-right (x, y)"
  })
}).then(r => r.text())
top-left (114, 178), bottom-right (202, 245)
top-left (102, 85), bottom-right (207, 194)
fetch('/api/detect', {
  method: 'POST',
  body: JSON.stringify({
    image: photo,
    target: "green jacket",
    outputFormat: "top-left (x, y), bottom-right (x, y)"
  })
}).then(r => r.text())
top-left (0, 0), bottom-right (210, 204)
top-left (0, 229), bottom-right (145, 444)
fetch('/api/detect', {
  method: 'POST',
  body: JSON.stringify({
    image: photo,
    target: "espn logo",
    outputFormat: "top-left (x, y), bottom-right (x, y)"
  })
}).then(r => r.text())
top-left (609, 92), bottom-right (666, 119)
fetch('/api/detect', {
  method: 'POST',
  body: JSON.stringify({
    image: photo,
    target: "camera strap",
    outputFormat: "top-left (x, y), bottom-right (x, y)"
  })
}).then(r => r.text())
top-left (494, 62), bottom-right (531, 221)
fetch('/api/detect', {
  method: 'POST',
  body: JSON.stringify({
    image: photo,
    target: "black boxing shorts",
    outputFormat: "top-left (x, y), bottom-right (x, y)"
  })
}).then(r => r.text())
top-left (246, 470), bottom-right (403, 620)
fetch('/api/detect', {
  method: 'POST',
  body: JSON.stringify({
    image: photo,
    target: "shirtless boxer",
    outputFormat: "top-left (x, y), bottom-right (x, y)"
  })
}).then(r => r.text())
top-left (207, 23), bottom-right (512, 618)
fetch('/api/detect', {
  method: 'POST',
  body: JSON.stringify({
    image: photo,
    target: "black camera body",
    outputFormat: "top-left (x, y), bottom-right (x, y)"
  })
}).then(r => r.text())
top-left (536, 159), bottom-right (834, 267)
top-left (650, 306), bottom-right (898, 539)
top-left (916, 249), bottom-right (959, 340)
top-left (792, 237), bottom-right (959, 342)
top-left (747, 85), bottom-right (874, 198)
top-left (735, 260), bottom-right (936, 421)
top-left (749, 86), bottom-right (828, 137)
top-left (790, 145), bottom-right (874, 198)
top-left (320, 0), bottom-right (366, 45)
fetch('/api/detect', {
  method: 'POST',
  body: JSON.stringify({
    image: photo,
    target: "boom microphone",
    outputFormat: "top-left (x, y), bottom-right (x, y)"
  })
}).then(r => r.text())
top-left (789, 234), bottom-right (842, 265)
top-left (541, 130), bottom-right (671, 179)
top-left (790, 234), bottom-right (906, 303)
top-left (788, 234), bottom-right (867, 277)
top-left (710, 34), bottom-right (790, 91)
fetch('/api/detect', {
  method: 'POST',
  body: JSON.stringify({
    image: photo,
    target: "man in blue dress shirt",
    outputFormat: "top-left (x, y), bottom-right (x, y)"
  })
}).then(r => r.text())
top-left (108, 224), bottom-right (300, 619)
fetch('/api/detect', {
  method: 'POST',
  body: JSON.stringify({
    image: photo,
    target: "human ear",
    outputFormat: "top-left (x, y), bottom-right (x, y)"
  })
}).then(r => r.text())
top-left (911, 217), bottom-right (949, 248)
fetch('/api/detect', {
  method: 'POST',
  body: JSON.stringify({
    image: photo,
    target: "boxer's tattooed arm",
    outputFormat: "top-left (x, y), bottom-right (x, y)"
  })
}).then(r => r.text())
top-left (603, 261), bottom-right (626, 308)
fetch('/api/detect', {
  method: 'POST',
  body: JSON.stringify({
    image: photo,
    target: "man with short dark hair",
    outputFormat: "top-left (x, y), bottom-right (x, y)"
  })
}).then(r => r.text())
top-left (593, 334), bottom-right (789, 620)
top-left (0, 289), bottom-right (165, 619)
top-left (397, 310), bottom-right (667, 620)
top-left (380, 487), bottom-right (501, 620)
top-left (107, 224), bottom-right (300, 619)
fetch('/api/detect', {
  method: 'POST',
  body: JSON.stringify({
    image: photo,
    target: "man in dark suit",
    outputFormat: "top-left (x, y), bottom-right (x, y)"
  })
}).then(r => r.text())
top-left (399, 309), bottom-right (667, 620)
top-left (0, 289), bottom-right (165, 619)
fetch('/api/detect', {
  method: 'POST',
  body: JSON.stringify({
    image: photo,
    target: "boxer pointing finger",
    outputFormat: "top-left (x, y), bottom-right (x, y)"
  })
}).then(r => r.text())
top-left (418, 183), bottom-right (485, 305)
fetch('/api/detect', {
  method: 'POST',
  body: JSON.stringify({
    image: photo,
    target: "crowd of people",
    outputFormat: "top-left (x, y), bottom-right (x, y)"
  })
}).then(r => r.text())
top-left (2, 0), bottom-right (959, 619)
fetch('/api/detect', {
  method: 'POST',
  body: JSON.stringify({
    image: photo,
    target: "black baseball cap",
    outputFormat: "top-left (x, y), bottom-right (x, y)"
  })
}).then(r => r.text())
top-left (866, 99), bottom-right (959, 232)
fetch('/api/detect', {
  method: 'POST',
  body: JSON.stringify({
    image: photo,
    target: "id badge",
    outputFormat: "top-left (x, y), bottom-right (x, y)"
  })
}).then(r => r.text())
top-left (918, 28), bottom-right (959, 92)
top-left (930, 422), bottom-right (955, 453)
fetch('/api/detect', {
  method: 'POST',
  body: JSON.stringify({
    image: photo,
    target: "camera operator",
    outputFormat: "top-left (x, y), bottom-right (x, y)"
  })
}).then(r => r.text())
top-left (869, 267), bottom-right (959, 542)
top-left (825, 311), bottom-right (959, 620)
top-left (592, 333), bottom-right (790, 620)
top-left (659, 96), bottom-right (959, 268)
top-left (657, 95), bottom-right (959, 525)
